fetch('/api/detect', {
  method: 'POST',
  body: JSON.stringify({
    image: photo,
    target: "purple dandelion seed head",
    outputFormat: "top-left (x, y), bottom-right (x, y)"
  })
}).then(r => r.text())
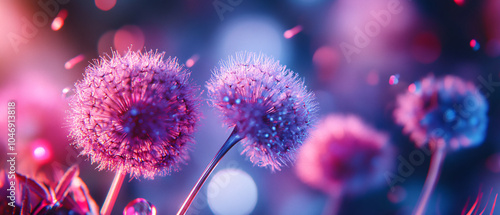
top-left (68, 50), bottom-right (201, 179)
top-left (207, 52), bottom-right (318, 171)
top-left (394, 75), bottom-right (488, 150)
top-left (296, 114), bottom-right (394, 195)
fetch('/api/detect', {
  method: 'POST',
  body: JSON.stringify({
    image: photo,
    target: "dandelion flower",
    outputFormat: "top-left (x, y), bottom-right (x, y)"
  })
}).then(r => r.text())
top-left (207, 52), bottom-right (317, 170)
top-left (69, 50), bottom-right (200, 215)
top-left (394, 75), bottom-right (488, 150)
top-left (295, 114), bottom-right (393, 214)
top-left (69, 50), bottom-right (200, 179)
top-left (296, 114), bottom-right (393, 195)
top-left (177, 52), bottom-right (317, 214)
top-left (393, 74), bottom-right (488, 215)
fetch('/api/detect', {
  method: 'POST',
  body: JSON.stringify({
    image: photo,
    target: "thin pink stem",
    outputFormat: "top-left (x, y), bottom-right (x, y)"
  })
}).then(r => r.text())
top-left (177, 128), bottom-right (243, 215)
top-left (101, 168), bottom-right (126, 215)
top-left (413, 145), bottom-right (446, 215)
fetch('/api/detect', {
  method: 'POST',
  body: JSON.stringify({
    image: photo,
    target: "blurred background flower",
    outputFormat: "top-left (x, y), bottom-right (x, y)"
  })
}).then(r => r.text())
top-left (0, 0), bottom-right (499, 214)
top-left (296, 114), bottom-right (393, 214)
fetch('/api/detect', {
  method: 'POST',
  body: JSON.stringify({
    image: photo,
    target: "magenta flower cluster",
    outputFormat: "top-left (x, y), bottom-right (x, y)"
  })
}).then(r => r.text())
top-left (207, 52), bottom-right (317, 171)
top-left (68, 50), bottom-right (200, 179)
top-left (296, 114), bottom-right (393, 195)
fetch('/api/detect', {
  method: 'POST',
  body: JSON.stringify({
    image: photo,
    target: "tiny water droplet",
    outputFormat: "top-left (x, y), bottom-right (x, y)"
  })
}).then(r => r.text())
top-left (61, 87), bottom-right (73, 99)
top-left (223, 96), bottom-right (230, 102)
top-left (123, 198), bottom-right (156, 215)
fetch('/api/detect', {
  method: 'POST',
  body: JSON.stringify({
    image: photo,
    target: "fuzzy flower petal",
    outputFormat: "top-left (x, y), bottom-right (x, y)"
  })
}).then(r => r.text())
top-left (207, 52), bottom-right (317, 171)
top-left (69, 50), bottom-right (201, 179)
top-left (296, 114), bottom-right (394, 195)
top-left (394, 75), bottom-right (488, 150)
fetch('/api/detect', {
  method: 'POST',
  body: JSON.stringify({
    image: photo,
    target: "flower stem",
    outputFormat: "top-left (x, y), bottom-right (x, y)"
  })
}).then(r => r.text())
top-left (177, 128), bottom-right (243, 215)
top-left (413, 144), bottom-right (446, 215)
top-left (101, 167), bottom-right (126, 215)
top-left (322, 189), bottom-right (342, 215)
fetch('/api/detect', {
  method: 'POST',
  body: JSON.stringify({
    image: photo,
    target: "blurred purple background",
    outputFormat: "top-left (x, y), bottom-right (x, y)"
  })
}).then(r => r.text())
top-left (1, 0), bottom-right (500, 214)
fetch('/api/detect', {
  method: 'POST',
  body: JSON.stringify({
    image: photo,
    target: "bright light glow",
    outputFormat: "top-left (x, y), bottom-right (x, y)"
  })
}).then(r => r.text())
top-left (31, 139), bottom-right (52, 163)
top-left (408, 83), bottom-right (416, 93)
top-left (216, 16), bottom-right (288, 63)
top-left (207, 169), bottom-right (258, 215)
top-left (114, 25), bottom-right (145, 54)
top-left (34, 147), bottom-right (46, 158)
top-left (64, 54), bottom-right (85, 69)
top-left (51, 17), bottom-right (64, 31)
top-left (470, 39), bottom-right (480, 51)
top-left (284, 25), bottom-right (303, 39)
top-left (51, 9), bottom-right (68, 31)
top-left (95, 0), bottom-right (117, 11)
top-left (454, 0), bottom-right (465, 6)
top-left (186, 54), bottom-right (199, 68)
top-left (389, 74), bottom-right (400, 85)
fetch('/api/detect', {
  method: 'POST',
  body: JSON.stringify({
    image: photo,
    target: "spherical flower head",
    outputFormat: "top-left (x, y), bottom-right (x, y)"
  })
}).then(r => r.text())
top-left (295, 114), bottom-right (394, 195)
top-left (68, 50), bottom-right (201, 179)
top-left (394, 75), bottom-right (488, 150)
top-left (207, 52), bottom-right (317, 171)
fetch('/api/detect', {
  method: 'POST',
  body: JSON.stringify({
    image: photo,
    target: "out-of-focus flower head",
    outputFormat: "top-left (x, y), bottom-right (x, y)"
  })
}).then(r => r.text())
top-left (207, 52), bottom-right (317, 171)
top-left (394, 75), bottom-right (488, 150)
top-left (296, 114), bottom-right (393, 195)
top-left (0, 73), bottom-right (67, 175)
top-left (68, 50), bottom-right (201, 179)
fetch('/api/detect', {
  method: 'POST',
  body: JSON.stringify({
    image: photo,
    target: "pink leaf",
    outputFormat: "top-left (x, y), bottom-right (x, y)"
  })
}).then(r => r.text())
top-left (54, 165), bottom-right (80, 202)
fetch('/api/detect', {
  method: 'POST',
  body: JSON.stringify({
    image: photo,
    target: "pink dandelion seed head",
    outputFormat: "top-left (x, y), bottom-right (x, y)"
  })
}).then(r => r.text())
top-left (295, 114), bottom-right (394, 195)
top-left (394, 75), bottom-right (488, 150)
top-left (207, 52), bottom-right (317, 171)
top-left (68, 50), bottom-right (201, 179)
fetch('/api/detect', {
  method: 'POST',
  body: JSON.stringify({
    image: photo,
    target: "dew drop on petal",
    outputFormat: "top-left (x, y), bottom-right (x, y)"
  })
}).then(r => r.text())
top-left (123, 198), bottom-right (157, 215)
